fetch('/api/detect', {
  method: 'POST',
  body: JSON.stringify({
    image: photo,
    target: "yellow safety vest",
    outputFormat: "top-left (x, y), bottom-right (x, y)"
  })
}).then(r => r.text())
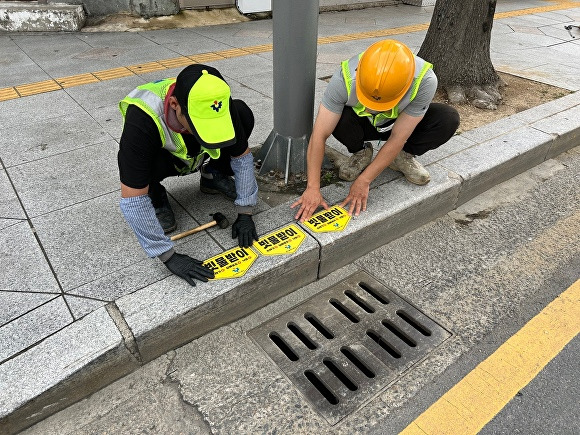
top-left (119, 78), bottom-right (220, 175)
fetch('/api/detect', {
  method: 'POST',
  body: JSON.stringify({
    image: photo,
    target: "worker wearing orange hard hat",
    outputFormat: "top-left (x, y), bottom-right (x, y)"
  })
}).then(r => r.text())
top-left (292, 39), bottom-right (459, 221)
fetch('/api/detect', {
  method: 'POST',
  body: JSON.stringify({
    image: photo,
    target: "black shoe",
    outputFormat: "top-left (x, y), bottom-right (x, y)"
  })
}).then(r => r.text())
top-left (200, 165), bottom-right (236, 200)
top-left (150, 189), bottom-right (176, 233)
top-left (155, 205), bottom-right (176, 234)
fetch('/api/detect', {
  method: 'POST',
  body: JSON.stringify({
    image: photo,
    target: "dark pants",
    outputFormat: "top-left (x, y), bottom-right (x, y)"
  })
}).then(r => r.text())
top-left (332, 103), bottom-right (460, 156)
top-left (149, 99), bottom-right (254, 207)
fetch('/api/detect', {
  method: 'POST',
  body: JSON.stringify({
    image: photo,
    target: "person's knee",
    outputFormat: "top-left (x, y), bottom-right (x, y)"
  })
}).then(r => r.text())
top-left (433, 103), bottom-right (460, 133)
top-left (445, 105), bottom-right (460, 132)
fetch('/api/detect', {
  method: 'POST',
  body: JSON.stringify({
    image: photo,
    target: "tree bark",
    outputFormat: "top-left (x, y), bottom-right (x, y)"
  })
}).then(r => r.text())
top-left (418, 0), bottom-right (501, 109)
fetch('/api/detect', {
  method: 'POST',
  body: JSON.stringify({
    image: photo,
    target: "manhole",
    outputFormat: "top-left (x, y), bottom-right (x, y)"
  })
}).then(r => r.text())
top-left (248, 271), bottom-right (451, 424)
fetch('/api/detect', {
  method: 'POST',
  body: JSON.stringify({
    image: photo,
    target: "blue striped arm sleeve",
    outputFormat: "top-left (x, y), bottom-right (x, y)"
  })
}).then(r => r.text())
top-left (231, 151), bottom-right (258, 214)
top-left (120, 194), bottom-right (174, 260)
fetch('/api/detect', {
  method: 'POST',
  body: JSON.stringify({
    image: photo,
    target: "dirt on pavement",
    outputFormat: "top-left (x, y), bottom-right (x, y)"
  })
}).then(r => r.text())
top-left (438, 72), bottom-right (571, 134)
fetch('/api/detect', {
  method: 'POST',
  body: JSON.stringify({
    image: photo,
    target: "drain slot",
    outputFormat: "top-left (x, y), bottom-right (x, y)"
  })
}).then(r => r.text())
top-left (382, 320), bottom-right (417, 347)
top-left (341, 347), bottom-right (375, 378)
top-left (305, 313), bottom-right (334, 339)
top-left (359, 282), bottom-right (389, 304)
top-left (397, 310), bottom-right (431, 336)
top-left (330, 299), bottom-right (359, 323)
top-left (288, 322), bottom-right (317, 350)
top-left (367, 330), bottom-right (402, 359)
top-left (324, 358), bottom-right (358, 391)
top-left (250, 270), bottom-right (450, 424)
top-left (345, 290), bottom-right (375, 313)
top-left (269, 332), bottom-right (299, 361)
top-left (305, 370), bottom-right (338, 405)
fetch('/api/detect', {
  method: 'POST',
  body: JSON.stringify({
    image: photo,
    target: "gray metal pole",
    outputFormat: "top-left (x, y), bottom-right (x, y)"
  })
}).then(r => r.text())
top-left (256, 0), bottom-right (319, 182)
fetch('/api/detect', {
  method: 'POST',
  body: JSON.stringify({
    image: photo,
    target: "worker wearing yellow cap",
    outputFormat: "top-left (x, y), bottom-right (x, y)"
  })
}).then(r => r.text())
top-left (292, 39), bottom-right (460, 221)
top-left (118, 64), bottom-right (259, 286)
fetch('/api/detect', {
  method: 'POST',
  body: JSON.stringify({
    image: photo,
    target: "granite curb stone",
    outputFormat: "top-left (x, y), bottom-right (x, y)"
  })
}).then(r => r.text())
top-left (0, 308), bottom-right (138, 434)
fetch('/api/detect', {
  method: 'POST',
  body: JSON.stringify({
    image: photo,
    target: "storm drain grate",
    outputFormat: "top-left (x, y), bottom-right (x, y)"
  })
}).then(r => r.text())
top-left (248, 271), bottom-right (451, 424)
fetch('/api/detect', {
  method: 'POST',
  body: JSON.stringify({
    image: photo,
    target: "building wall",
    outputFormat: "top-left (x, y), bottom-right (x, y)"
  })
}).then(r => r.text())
top-left (51, 0), bottom-right (179, 18)
top-left (49, 0), bottom-right (400, 18)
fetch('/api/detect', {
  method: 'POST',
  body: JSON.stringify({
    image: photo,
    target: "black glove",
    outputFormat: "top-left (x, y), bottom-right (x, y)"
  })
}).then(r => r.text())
top-left (164, 252), bottom-right (214, 286)
top-left (232, 214), bottom-right (258, 248)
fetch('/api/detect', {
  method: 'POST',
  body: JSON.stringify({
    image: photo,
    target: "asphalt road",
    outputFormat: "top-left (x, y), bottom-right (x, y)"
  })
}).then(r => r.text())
top-left (23, 147), bottom-right (579, 434)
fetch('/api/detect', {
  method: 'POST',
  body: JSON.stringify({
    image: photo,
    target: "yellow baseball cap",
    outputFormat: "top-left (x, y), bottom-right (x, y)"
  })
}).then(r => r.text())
top-left (174, 64), bottom-right (236, 149)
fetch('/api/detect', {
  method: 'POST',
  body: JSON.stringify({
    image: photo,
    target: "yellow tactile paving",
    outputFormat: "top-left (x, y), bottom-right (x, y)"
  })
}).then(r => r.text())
top-left (495, 1), bottom-right (580, 19)
top-left (127, 61), bottom-right (167, 74)
top-left (187, 52), bottom-right (226, 63)
top-left (2, 0), bottom-right (578, 100)
top-left (56, 73), bottom-right (100, 88)
top-left (244, 44), bottom-right (273, 53)
top-left (15, 80), bottom-right (61, 97)
top-left (400, 279), bottom-right (580, 435)
top-left (0, 87), bottom-right (20, 102)
top-left (93, 67), bottom-right (135, 81)
top-left (218, 48), bottom-right (251, 58)
top-left (158, 57), bottom-right (194, 69)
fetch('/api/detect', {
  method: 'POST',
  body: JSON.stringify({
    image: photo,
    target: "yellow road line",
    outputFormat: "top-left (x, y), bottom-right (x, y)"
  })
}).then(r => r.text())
top-left (400, 279), bottom-right (580, 435)
top-left (0, 0), bottom-right (578, 102)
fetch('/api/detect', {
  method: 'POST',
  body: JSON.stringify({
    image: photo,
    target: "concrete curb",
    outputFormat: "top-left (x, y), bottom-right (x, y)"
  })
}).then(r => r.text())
top-left (1, 93), bottom-right (579, 435)
top-left (0, 2), bottom-right (86, 32)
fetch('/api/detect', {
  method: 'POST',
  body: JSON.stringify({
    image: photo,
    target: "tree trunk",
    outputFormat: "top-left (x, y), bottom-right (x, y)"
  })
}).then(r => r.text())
top-left (418, 0), bottom-right (501, 109)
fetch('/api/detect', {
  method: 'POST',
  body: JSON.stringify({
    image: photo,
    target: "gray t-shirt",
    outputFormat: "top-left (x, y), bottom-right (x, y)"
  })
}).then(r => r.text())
top-left (321, 56), bottom-right (438, 119)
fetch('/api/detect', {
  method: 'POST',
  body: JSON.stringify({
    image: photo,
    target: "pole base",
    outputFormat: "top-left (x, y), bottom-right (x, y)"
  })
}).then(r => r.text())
top-left (255, 130), bottom-right (309, 184)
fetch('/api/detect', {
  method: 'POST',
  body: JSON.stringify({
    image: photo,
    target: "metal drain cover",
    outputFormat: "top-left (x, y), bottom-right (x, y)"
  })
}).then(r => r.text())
top-left (248, 270), bottom-right (451, 424)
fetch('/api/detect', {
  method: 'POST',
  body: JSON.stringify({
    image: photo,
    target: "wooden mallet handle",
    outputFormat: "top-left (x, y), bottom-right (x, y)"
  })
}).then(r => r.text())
top-left (169, 212), bottom-right (229, 242)
top-left (170, 221), bottom-right (217, 241)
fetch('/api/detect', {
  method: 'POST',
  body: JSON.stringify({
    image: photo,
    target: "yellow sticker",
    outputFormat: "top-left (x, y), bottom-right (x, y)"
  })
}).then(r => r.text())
top-left (203, 246), bottom-right (258, 280)
top-left (253, 224), bottom-right (306, 256)
top-left (303, 205), bottom-right (351, 232)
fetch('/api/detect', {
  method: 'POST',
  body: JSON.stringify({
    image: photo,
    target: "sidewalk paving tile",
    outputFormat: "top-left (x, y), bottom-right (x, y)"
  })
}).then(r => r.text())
top-left (0, 221), bottom-right (60, 293)
top-left (0, 292), bottom-right (57, 326)
top-left (0, 170), bottom-right (25, 219)
top-left (28, 192), bottom-right (202, 293)
top-left (64, 294), bottom-right (109, 320)
top-left (61, 75), bottom-right (144, 111)
top-left (0, 91), bottom-right (81, 129)
top-left (0, 296), bottom-right (72, 362)
top-left (8, 140), bottom-right (119, 217)
top-left (0, 112), bottom-right (110, 168)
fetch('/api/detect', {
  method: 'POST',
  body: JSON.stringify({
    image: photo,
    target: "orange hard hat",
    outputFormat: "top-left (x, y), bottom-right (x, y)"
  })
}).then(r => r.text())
top-left (355, 40), bottom-right (416, 111)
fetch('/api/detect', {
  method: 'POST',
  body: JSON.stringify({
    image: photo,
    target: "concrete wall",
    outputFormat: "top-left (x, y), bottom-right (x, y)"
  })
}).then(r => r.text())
top-left (50, 0), bottom-right (400, 18)
top-left (50, 0), bottom-right (180, 18)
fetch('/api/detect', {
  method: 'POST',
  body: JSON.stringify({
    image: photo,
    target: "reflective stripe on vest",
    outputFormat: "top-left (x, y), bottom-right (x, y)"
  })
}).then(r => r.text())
top-left (119, 78), bottom-right (220, 175)
top-left (341, 53), bottom-right (433, 127)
